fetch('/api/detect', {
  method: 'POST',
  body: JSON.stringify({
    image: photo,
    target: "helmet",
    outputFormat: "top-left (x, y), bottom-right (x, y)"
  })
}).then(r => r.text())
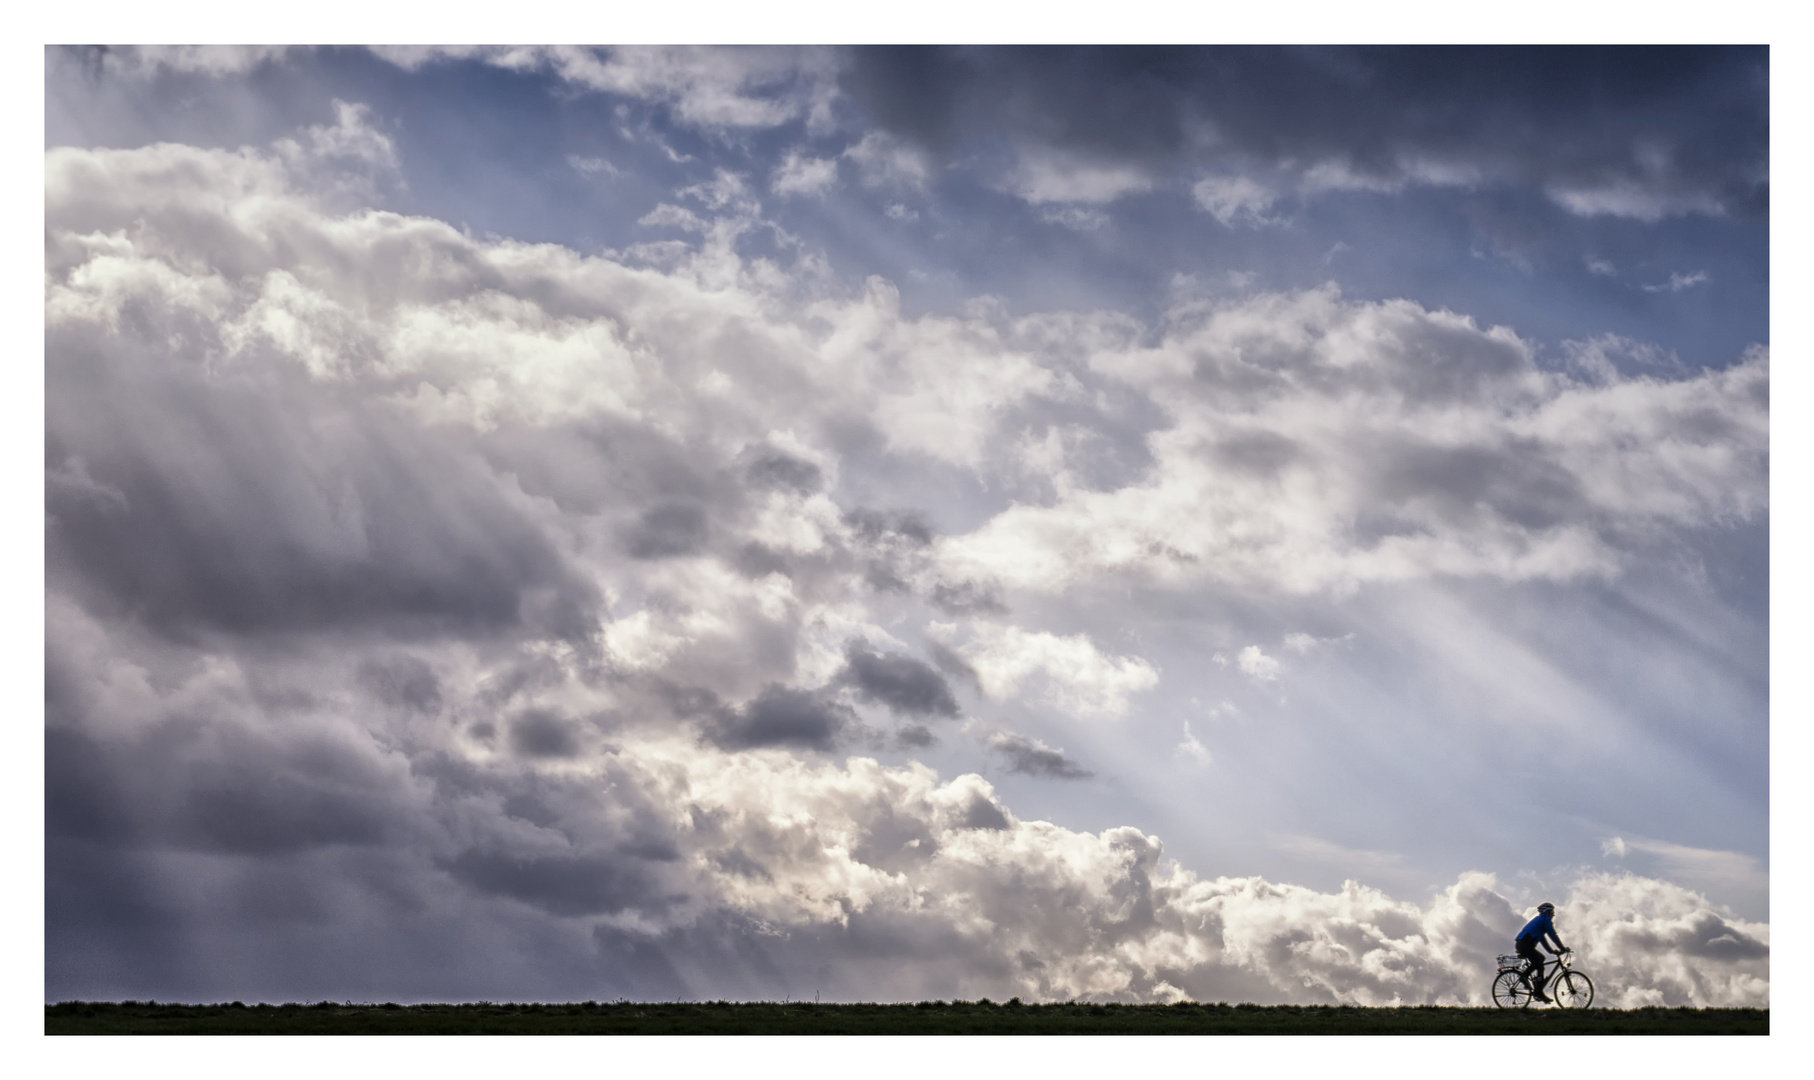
top-left (1538, 902), bottom-right (1555, 914)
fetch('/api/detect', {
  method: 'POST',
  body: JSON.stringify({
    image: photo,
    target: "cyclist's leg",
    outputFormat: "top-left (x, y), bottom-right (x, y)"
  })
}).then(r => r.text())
top-left (1517, 944), bottom-right (1548, 995)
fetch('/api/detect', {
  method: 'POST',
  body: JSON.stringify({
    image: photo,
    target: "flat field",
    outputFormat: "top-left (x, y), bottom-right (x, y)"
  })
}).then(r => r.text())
top-left (45, 1000), bottom-right (1767, 1035)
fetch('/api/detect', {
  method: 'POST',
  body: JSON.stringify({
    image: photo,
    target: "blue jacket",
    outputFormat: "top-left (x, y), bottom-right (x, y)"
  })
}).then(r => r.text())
top-left (1516, 912), bottom-right (1563, 951)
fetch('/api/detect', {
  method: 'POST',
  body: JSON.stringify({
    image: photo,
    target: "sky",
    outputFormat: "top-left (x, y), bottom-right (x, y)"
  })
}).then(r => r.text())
top-left (43, 44), bottom-right (1771, 1008)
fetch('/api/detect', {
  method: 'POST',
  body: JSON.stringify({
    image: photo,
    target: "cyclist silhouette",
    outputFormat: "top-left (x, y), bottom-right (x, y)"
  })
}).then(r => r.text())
top-left (1514, 902), bottom-right (1570, 1002)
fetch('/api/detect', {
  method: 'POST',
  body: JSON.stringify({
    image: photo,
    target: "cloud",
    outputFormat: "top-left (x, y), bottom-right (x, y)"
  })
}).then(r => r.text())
top-left (372, 46), bottom-right (841, 131)
top-left (567, 155), bottom-right (620, 178)
top-left (1235, 646), bottom-right (1281, 682)
top-left (46, 613), bottom-right (1768, 1005)
top-left (809, 277), bottom-right (1061, 469)
top-left (358, 655), bottom-right (443, 713)
top-left (43, 108), bottom-right (1768, 1008)
top-left (1600, 836), bottom-right (1768, 914)
top-left (740, 443), bottom-right (828, 494)
top-left (1642, 270), bottom-right (1711, 293)
top-left (712, 686), bottom-right (855, 751)
top-left (45, 535), bottom-right (1767, 1007)
top-left (1040, 206), bottom-right (1111, 231)
top-left (1005, 151), bottom-right (1154, 205)
top-left (92, 46), bottom-right (1762, 226)
top-left (1557, 874), bottom-right (1769, 1007)
top-left (843, 132), bottom-right (933, 189)
top-left (49, 113), bottom-right (1761, 694)
top-left (772, 152), bottom-right (840, 198)
top-left (840, 46), bottom-right (1767, 221)
top-left (51, 113), bottom-right (1762, 632)
top-left (930, 622), bottom-right (1158, 719)
top-left (1301, 157), bottom-right (1481, 198)
top-left (1560, 334), bottom-right (1684, 383)
top-left (1547, 184), bottom-right (1724, 222)
top-left (937, 288), bottom-right (1767, 597)
top-left (1174, 721), bottom-right (1211, 765)
top-left (987, 732), bottom-right (1092, 779)
top-left (82, 44), bottom-right (301, 76)
top-left (839, 643), bottom-right (961, 718)
top-left (1282, 632), bottom-right (1350, 654)
top-left (624, 503), bottom-right (711, 560)
top-left (42, 116), bottom-right (1766, 699)
top-left (510, 709), bottom-right (584, 759)
top-left (284, 100), bottom-right (400, 176)
top-left (1192, 175), bottom-right (1279, 226)
top-left (45, 336), bottom-right (597, 638)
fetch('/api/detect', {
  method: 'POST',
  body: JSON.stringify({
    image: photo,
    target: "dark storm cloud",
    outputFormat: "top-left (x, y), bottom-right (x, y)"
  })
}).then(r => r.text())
top-left (740, 448), bottom-right (824, 493)
top-left (45, 717), bottom-right (407, 856)
top-left (896, 724), bottom-right (936, 749)
top-left (844, 507), bottom-right (935, 546)
top-left (359, 656), bottom-right (443, 713)
top-left (928, 579), bottom-right (1007, 616)
top-left (42, 833), bottom-right (699, 1005)
top-left (711, 685), bottom-right (854, 751)
top-left (509, 709), bottom-right (582, 760)
top-left (838, 643), bottom-right (961, 718)
top-left (45, 332), bottom-right (599, 641)
top-left (1212, 430), bottom-right (1304, 479)
top-left (929, 641), bottom-right (983, 693)
top-left (47, 625), bottom-right (698, 939)
top-left (478, 417), bottom-right (726, 518)
top-left (987, 731), bottom-right (1093, 780)
top-left (731, 541), bottom-right (792, 579)
top-left (1366, 439), bottom-right (1590, 533)
top-left (441, 850), bottom-right (676, 918)
top-left (844, 507), bottom-right (936, 594)
top-left (1605, 910), bottom-right (1769, 962)
top-left (623, 502), bottom-right (711, 559)
top-left (838, 46), bottom-right (1767, 215)
top-left (959, 794), bottom-right (1012, 830)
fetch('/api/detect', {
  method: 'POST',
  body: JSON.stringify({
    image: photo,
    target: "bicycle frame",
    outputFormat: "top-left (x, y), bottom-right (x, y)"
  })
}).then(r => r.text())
top-left (1530, 950), bottom-right (1576, 982)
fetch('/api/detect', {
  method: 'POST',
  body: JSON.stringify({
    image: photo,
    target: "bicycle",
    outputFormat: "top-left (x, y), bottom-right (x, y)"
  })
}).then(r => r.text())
top-left (1492, 950), bottom-right (1594, 1009)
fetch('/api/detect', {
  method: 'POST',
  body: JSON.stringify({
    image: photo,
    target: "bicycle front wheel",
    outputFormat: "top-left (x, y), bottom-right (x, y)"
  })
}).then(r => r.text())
top-left (1492, 970), bottom-right (1533, 1009)
top-left (1552, 971), bottom-right (1594, 1009)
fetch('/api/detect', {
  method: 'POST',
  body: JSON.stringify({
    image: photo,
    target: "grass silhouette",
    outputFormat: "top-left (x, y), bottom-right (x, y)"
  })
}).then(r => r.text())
top-left (46, 999), bottom-right (1767, 1035)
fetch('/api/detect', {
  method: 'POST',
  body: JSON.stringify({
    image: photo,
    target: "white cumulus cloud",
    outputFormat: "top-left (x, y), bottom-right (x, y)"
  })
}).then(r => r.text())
top-left (1005, 150), bottom-right (1154, 205)
top-left (844, 131), bottom-right (933, 189)
top-left (372, 45), bottom-right (841, 131)
top-left (1236, 646), bottom-right (1281, 682)
top-left (937, 287), bottom-right (1767, 597)
top-left (931, 622), bottom-right (1158, 719)
top-left (1192, 175), bottom-right (1278, 226)
top-left (772, 151), bottom-right (840, 198)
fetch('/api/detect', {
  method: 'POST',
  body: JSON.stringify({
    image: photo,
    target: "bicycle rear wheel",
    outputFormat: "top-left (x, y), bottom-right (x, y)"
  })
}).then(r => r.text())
top-left (1492, 970), bottom-right (1533, 1008)
top-left (1552, 971), bottom-right (1594, 1009)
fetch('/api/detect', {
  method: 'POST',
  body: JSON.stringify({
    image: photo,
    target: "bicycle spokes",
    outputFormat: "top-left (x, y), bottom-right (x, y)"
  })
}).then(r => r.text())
top-left (1491, 970), bottom-right (1534, 1009)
